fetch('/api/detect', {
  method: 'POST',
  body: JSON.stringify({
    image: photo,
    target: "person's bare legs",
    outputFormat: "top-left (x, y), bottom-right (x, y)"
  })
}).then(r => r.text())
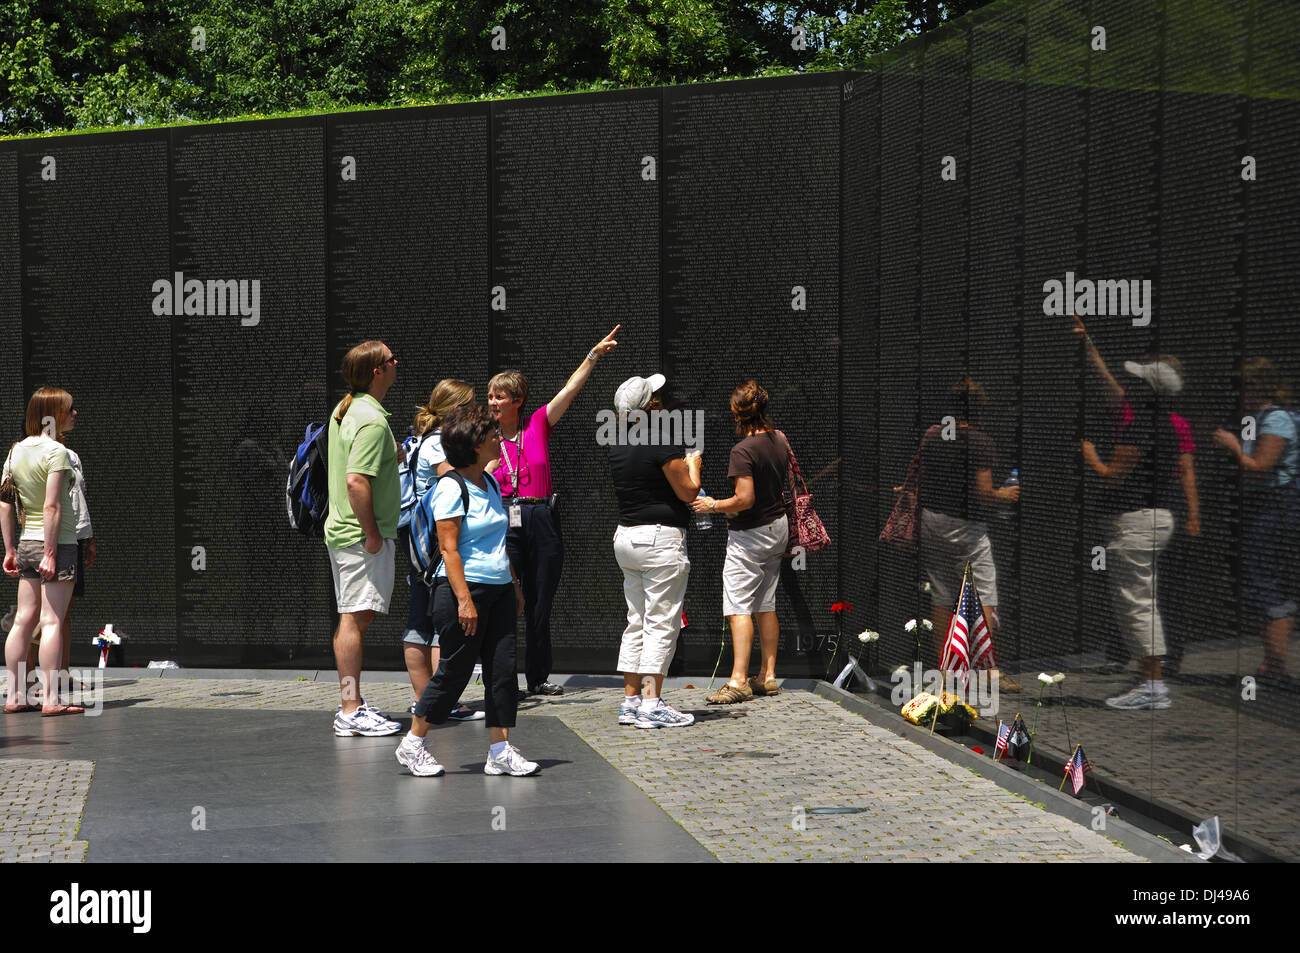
top-left (38, 581), bottom-right (73, 710)
top-left (334, 609), bottom-right (373, 714)
top-left (5, 579), bottom-right (41, 707)
top-left (405, 643), bottom-right (434, 699)
top-left (726, 613), bottom-right (753, 687)
top-left (755, 610), bottom-right (779, 683)
top-left (60, 597), bottom-right (74, 676)
top-left (1263, 616), bottom-right (1293, 676)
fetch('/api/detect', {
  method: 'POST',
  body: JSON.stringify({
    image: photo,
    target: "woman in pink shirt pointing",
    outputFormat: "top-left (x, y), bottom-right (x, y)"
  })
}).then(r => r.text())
top-left (488, 325), bottom-right (620, 696)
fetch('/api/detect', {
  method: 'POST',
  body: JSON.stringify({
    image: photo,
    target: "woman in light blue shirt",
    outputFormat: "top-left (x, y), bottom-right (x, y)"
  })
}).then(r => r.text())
top-left (401, 379), bottom-right (480, 721)
top-left (1214, 358), bottom-right (1300, 679)
top-left (395, 404), bottom-right (539, 778)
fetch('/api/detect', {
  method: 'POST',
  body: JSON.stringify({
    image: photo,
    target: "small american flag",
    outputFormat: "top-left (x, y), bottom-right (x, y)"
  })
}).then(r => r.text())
top-left (994, 720), bottom-right (1011, 759)
top-left (1065, 745), bottom-right (1092, 795)
top-left (939, 563), bottom-right (999, 676)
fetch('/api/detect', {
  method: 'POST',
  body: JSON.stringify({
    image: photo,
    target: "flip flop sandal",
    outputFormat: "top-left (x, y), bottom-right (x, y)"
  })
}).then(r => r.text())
top-left (41, 705), bottom-right (84, 717)
top-left (4, 704), bottom-right (39, 714)
top-left (706, 683), bottom-right (752, 705)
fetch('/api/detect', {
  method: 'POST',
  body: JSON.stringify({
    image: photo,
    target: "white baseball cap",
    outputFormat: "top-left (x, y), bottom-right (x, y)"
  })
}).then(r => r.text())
top-left (614, 374), bottom-right (666, 413)
top-left (1124, 360), bottom-right (1183, 396)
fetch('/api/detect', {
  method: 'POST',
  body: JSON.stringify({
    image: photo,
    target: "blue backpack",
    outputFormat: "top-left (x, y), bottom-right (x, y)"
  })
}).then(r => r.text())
top-left (286, 421), bottom-right (329, 537)
top-left (397, 431), bottom-right (429, 530)
top-left (409, 470), bottom-right (501, 583)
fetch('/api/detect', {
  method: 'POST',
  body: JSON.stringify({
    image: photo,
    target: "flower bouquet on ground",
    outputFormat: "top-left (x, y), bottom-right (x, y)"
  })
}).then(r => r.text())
top-left (900, 690), bottom-right (977, 731)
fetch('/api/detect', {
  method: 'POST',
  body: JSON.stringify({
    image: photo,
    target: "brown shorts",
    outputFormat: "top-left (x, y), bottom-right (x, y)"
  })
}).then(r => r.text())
top-left (16, 540), bottom-right (78, 582)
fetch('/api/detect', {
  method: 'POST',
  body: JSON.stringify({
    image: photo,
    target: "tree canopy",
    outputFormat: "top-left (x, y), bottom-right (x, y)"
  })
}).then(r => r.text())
top-left (0, 0), bottom-right (982, 136)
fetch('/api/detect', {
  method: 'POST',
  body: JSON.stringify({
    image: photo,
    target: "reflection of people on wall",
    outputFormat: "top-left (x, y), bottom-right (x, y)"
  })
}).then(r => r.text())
top-left (235, 407), bottom-right (289, 660)
top-left (915, 378), bottom-right (1019, 687)
top-left (1213, 358), bottom-right (1299, 682)
top-left (1073, 315), bottom-right (1201, 674)
top-left (1082, 361), bottom-right (1181, 710)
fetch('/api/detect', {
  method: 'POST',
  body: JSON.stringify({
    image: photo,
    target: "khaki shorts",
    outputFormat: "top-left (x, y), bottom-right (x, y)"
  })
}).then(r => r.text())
top-left (328, 538), bottom-right (395, 614)
top-left (722, 516), bottom-right (788, 617)
top-left (16, 541), bottom-right (77, 582)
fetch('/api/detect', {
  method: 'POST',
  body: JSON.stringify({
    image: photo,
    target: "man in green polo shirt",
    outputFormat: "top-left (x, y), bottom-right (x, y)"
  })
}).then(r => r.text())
top-left (327, 340), bottom-right (403, 737)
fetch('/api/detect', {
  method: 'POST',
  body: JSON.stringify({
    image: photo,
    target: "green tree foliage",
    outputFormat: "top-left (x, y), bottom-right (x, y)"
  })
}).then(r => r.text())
top-left (0, 0), bottom-right (978, 136)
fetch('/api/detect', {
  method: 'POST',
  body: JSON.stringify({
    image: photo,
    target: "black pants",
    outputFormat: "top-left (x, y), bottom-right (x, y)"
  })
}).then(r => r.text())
top-left (415, 581), bottom-right (518, 728)
top-left (507, 502), bottom-right (564, 687)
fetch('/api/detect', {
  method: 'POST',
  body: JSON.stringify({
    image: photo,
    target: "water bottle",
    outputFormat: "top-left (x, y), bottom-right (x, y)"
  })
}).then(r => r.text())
top-left (998, 469), bottom-right (1019, 520)
top-left (694, 490), bottom-right (713, 530)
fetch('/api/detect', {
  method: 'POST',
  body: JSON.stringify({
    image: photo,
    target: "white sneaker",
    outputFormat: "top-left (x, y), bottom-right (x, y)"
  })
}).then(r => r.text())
top-left (635, 698), bottom-right (696, 729)
top-left (334, 700), bottom-right (403, 736)
top-left (1105, 684), bottom-right (1172, 710)
top-left (484, 743), bottom-right (540, 776)
top-left (395, 736), bottom-right (445, 776)
top-left (618, 700), bottom-right (640, 726)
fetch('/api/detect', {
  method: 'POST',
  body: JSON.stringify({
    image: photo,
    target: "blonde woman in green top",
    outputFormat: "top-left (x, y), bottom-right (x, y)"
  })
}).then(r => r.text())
top-left (1, 388), bottom-right (83, 715)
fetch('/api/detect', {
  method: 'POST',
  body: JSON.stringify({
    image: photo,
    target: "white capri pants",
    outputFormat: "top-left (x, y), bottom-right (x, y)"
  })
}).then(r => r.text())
top-left (1106, 508), bottom-right (1175, 658)
top-left (614, 524), bottom-right (690, 676)
top-left (920, 508), bottom-right (999, 607)
top-left (722, 515), bottom-right (789, 617)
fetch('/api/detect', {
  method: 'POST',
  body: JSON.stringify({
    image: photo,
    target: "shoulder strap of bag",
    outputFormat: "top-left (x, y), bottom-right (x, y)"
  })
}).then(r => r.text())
top-left (776, 430), bottom-right (808, 496)
top-left (437, 470), bottom-right (472, 517)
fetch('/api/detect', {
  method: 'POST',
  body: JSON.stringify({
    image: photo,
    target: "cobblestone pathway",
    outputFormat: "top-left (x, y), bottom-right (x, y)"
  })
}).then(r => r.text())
top-left (0, 759), bottom-right (93, 863)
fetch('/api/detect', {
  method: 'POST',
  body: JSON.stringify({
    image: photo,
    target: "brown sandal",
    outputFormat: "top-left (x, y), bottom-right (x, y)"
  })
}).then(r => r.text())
top-left (749, 677), bottom-right (780, 697)
top-left (706, 682), bottom-right (752, 705)
top-left (41, 705), bottom-right (84, 717)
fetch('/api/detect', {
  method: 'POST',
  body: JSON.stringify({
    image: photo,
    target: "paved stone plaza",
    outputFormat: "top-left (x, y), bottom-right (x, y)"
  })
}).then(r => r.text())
top-left (0, 670), bottom-right (1186, 862)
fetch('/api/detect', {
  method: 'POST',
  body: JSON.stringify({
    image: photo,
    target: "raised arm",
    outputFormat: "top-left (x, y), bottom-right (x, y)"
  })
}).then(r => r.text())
top-left (1072, 314), bottom-right (1125, 410)
top-left (546, 325), bottom-right (620, 428)
top-left (663, 451), bottom-right (703, 503)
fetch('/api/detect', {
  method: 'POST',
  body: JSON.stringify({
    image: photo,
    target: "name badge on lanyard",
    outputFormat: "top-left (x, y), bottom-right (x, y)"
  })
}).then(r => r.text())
top-left (503, 433), bottom-right (524, 528)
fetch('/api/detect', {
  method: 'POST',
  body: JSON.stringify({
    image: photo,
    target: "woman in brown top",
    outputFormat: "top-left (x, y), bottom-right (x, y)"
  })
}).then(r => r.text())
top-left (693, 380), bottom-right (790, 703)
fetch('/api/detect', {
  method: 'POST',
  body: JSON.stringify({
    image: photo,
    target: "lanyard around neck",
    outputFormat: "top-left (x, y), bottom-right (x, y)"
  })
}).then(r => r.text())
top-left (500, 432), bottom-right (523, 487)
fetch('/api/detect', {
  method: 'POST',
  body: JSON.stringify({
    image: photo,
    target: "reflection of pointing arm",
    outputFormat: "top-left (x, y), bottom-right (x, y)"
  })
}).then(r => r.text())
top-left (1072, 315), bottom-right (1124, 410)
